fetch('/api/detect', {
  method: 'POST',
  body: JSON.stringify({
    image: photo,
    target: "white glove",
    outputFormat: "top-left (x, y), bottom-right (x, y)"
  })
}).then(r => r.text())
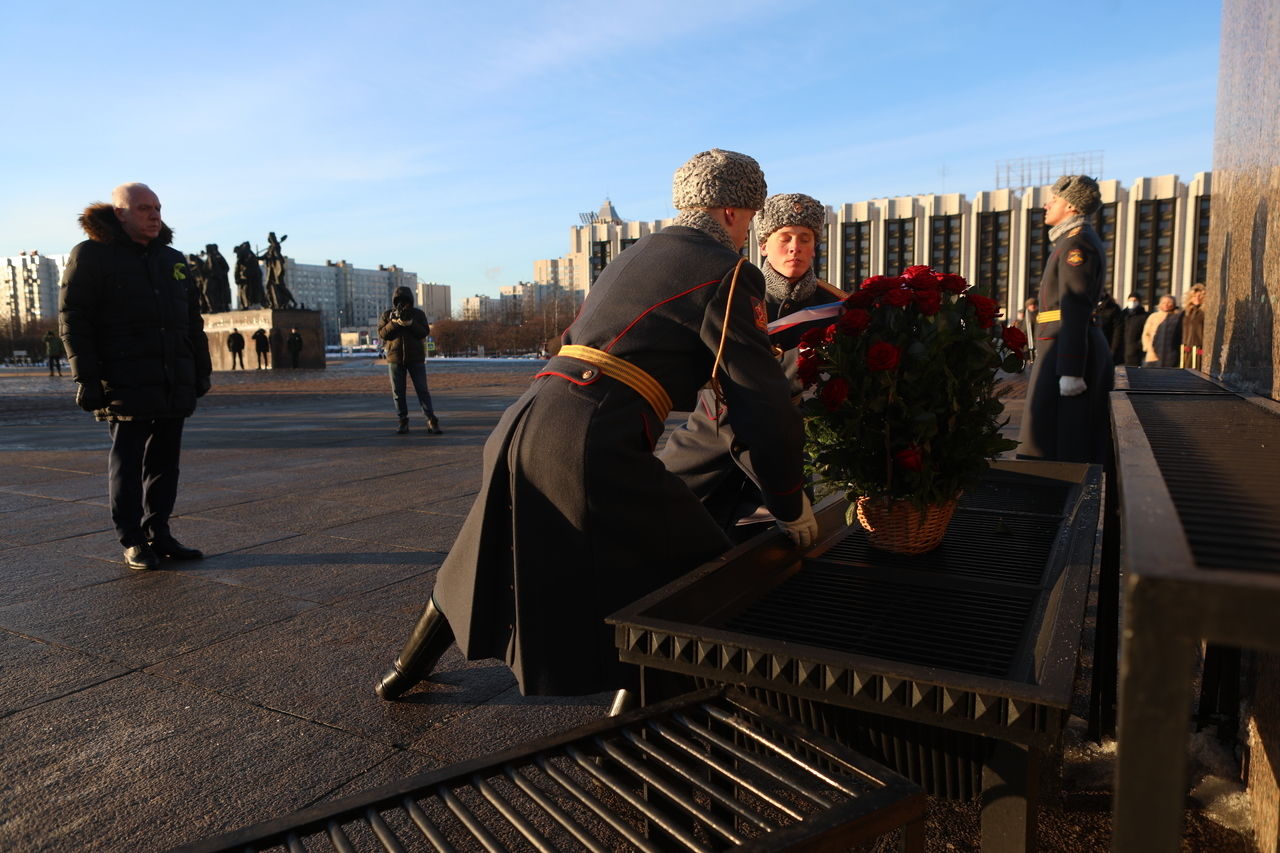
top-left (1059, 375), bottom-right (1087, 397)
top-left (775, 494), bottom-right (818, 549)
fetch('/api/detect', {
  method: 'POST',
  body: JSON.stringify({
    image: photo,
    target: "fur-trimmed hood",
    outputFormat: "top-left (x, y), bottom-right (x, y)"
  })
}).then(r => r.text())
top-left (392, 285), bottom-right (415, 306)
top-left (78, 202), bottom-right (174, 246)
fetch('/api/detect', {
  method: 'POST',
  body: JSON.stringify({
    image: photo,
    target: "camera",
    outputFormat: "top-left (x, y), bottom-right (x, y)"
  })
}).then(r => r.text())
top-left (391, 304), bottom-right (410, 321)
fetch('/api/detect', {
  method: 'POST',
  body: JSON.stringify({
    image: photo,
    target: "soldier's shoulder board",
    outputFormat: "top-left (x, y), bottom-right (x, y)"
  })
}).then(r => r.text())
top-left (1066, 249), bottom-right (1085, 266)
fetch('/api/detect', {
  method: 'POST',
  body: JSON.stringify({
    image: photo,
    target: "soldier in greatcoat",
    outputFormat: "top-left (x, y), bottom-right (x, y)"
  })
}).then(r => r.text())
top-left (375, 150), bottom-right (817, 708)
top-left (1018, 175), bottom-right (1114, 463)
top-left (660, 192), bottom-right (844, 539)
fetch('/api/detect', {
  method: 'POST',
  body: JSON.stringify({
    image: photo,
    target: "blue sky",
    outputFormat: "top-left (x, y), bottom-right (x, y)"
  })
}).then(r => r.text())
top-left (3, 1), bottom-right (1220, 310)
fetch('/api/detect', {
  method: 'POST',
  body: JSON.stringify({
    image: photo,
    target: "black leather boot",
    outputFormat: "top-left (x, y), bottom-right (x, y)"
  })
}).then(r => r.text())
top-left (376, 597), bottom-right (455, 700)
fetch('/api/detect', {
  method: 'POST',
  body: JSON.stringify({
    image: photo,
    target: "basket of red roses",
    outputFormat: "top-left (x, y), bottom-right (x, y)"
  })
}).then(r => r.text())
top-left (799, 265), bottom-right (1028, 554)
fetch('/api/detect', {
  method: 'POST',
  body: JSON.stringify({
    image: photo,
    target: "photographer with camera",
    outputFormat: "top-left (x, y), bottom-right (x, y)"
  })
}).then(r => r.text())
top-left (378, 286), bottom-right (441, 435)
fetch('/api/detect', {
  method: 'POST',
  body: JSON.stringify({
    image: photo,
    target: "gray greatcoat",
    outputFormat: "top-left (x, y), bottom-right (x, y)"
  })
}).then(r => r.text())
top-left (430, 225), bottom-right (805, 696)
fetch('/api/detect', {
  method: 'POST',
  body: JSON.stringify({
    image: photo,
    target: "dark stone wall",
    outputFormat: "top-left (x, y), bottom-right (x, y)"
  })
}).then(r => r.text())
top-left (1207, 0), bottom-right (1279, 399)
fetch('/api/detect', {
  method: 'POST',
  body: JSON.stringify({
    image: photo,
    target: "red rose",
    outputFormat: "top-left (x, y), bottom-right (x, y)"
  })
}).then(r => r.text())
top-left (839, 308), bottom-right (870, 334)
top-left (799, 326), bottom-right (826, 349)
top-left (865, 341), bottom-right (901, 371)
top-left (861, 275), bottom-right (903, 293)
top-left (894, 445), bottom-right (924, 472)
top-left (937, 273), bottom-right (968, 293)
top-left (902, 266), bottom-right (940, 290)
top-left (914, 290), bottom-right (942, 315)
top-left (796, 351), bottom-right (820, 387)
top-left (823, 322), bottom-right (839, 343)
top-left (966, 293), bottom-right (999, 328)
top-left (882, 288), bottom-right (913, 307)
top-left (1002, 324), bottom-right (1028, 352)
top-left (819, 377), bottom-right (849, 411)
top-left (843, 290), bottom-right (875, 309)
top-left (901, 265), bottom-right (933, 279)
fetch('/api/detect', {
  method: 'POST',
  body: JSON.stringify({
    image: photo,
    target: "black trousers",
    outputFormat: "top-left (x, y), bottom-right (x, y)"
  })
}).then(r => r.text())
top-left (229, 350), bottom-right (245, 369)
top-left (108, 418), bottom-right (185, 547)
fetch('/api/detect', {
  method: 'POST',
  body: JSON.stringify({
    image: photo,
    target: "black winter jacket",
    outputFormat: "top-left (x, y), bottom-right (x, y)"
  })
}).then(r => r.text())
top-left (59, 204), bottom-right (211, 421)
top-left (378, 286), bottom-right (430, 364)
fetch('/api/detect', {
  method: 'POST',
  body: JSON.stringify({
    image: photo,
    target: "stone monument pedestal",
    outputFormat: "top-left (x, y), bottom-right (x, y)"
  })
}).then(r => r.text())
top-left (202, 309), bottom-right (326, 371)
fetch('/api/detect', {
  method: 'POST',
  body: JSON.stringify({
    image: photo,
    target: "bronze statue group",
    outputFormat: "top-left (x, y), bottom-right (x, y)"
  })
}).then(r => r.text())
top-left (184, 232), bottom-right (297, 314)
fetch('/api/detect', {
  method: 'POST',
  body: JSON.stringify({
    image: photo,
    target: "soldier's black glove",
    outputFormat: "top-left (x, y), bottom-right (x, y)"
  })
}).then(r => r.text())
top-left (196, 377), bottom-right (211, 398)
top-left (75, 382), bottom-right (105, 412)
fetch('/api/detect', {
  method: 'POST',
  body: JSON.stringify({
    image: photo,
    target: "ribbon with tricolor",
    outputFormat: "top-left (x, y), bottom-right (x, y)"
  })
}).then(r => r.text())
top-left (767, 301), bottom-right (844, 336)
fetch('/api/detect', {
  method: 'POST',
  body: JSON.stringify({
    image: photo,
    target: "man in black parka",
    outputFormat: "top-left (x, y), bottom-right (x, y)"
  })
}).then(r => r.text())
top-left (1018, 175), bottom-right (1114, 463)
top-left (661, 192), bottom-right (844, 540)
top-left (375, 150), bottom-right (817, 708)
top-left (378, 286), bottom-right (440, 434)
top-left (60, 183), bottom-right (212, 570)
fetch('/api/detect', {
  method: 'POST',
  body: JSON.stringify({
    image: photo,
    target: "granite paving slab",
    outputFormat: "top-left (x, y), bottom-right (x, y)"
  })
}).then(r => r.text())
top-left (146, 604), bottom-right (515, 748)
top-left (56, 516), bottom-right (301, 562)
top-left (188, 494), bottom-right (392, 536)
top-left (177, 533), bottom-right (433, 602)
top-left (0, 491), bottom-right (53, 514)
top-left (0, 542), bottom-right (134, 607)
top-left (408, 684), bottom-right (611, 765)
top-left (0, 630), bottom-right (130, 717)
top-left (0, 672), bottom-right (397, 853)
top-left (322, 508), bottom-right (466, 551)
top-left (0, 472), bottom-right (106, 502)
top-left (0, 463), bottom-right (97, 486)
top-left (331, 568), bottom-right (439, 619)
top-left (0, 500), bottom-right (114, 545)
top-left (0, 571), bottom-right (317, 668)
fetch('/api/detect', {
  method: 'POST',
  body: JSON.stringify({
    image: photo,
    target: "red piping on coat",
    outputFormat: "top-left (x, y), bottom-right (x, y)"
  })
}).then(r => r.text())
top-left (604, 279), bottom-right (721, 352)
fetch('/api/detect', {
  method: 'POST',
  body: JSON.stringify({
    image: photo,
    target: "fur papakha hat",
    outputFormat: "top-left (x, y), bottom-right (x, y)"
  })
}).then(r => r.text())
top-left (672, 149), bottom-right (767, 211)
top-left (756, 193), bottom-right (826, 244)
top-left (1052, 175), bottom-right (1102, 216)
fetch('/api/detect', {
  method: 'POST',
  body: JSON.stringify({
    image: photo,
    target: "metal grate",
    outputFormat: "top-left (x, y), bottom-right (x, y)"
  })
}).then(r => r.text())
top-left (171, 688), bottom-right (924, 853)
top-left (815, 509), bottom-right (1062, 586)
top-left (959, 469), bottom-right (1072, 516)
top-left (726, 561), bottom-right (1035, 678)
top-left (1130, 394), bottom-right (1280, 572)
top-left (1120, 369), bottom-right (1230, 393)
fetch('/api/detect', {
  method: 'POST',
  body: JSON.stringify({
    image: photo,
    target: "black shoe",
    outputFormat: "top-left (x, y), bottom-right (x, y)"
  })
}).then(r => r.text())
top-left (123, 544), bottom-right (160, 571)
top-left (149, 537), bottom-right (203, 560)
top-left (396, 419), bottom-right (409, 435)
top-left (427, 417), bottom-right (442, 435)
top-left (376, 597), bottom-right (454, 700)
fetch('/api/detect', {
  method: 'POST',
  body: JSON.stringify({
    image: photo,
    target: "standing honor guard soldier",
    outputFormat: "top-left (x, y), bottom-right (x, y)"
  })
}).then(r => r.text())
top-left (1018, 175), bottom-right (1114, 463)
top-left (374, 149), bottom-right (817, 712)
top-left (661, 192), bottom-right (844, 540)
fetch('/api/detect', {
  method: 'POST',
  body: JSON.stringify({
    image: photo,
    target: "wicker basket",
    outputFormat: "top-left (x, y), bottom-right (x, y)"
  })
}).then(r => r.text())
top-left (852, 495), bottom-right (959, 555)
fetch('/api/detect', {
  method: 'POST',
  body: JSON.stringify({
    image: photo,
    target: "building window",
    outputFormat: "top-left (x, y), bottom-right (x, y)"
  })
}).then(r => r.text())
top-left (813, 230), bottom-right (830, 283)
top-left (1192, 194), bottom-right (1211, 286)
top-left (620, 238), bottom-right (639, 252)
top-left (1024, 208), bottom-right (1051, 300)
top-left (884, 217), bottom-right (915, 274)
top-left (1132, 198), bottom-right (1177, 307)
top-left (929, 214), bottom-right (962, 274)
top-left (841, 221), bottom-right (871, 288)
top-left (589, 240), bottom-right (611, 284)
top-left (1091, 202), bottom-right (1118, 296)
top-left (976, 211), bottom-right (1011, 307)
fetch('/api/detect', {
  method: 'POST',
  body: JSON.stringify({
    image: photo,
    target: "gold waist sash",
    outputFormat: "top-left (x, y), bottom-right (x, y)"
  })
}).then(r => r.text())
top-left (1036, 309), bottom-right (1061, 324)
top-left (557, 344), bottom-right (673, 421)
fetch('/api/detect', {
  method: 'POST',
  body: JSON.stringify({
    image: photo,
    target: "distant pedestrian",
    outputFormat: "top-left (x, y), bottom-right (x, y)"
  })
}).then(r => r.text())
top-left (1095, 292), bottom-right (1124, 366)
top-left (286, 327), bottom-right (303, 368)
top-left (43, 329), bottom-right (64, 377)
top-left (59, 182), bottom-right (211, 570)
top-left (1020, 296), bottom-right (1038, 362)
top-left (1142, 294), bottom-right (1181, 367)
top-left (227, 327), bottom-right (245, 370)
top-left (1181, 283), bottom-right (1206, 369)
top-left (252, 327), bottom-right (270, 369)
top-left (378, 286), bottom-right (441, 434)
top-left (1121, 293), bottom-right (1148, 367)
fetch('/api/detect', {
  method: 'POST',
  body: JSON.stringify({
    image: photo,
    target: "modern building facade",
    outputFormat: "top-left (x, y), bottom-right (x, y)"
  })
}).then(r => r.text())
top-left (264, 259), bottom-right (420, 344)
top-left (547, 174), bottom-right (1213, 319)
top-left (1, 251), bottom-right (69, 333)
top-left (415, 282), bottom-right (452, 324)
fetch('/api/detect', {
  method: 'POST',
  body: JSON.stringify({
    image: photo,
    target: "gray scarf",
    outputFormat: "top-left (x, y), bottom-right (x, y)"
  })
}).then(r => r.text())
top-left (673, 210), bottom-right (738, 252)
top-left (763, 259), bottom-right (818, 304)
top-left (1049, 214), bottom-right (1087, 244)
